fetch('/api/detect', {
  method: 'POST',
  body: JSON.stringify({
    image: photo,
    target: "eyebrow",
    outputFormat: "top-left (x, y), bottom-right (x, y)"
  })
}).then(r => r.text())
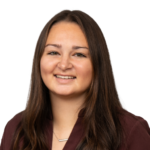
top-left (45, 44), bottom-right (89, 50)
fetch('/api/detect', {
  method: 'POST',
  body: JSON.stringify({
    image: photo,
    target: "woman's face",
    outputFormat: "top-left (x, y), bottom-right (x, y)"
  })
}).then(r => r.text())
top-left (40, 21), bottom-right (93, 98)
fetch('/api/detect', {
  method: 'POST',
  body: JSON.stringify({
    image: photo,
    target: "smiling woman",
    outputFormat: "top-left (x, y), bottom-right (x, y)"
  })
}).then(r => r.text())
top-left (0, 10), bottom-right (150, 150)
top-left (40, 22), bottom-right (93, 149)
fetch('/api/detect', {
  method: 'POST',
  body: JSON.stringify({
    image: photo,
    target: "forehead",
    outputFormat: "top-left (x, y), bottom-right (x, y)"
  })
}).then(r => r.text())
top-left (46, 21), bottom-right (88, 46)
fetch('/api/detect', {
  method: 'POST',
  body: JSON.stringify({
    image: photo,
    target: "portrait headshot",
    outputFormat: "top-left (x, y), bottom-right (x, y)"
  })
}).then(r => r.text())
top-left (0, 1), bottom-right (150, 150)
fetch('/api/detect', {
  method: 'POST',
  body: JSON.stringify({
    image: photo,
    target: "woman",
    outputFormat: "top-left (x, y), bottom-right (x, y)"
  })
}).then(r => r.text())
top-left (0, 10), bottom-right (150, 150)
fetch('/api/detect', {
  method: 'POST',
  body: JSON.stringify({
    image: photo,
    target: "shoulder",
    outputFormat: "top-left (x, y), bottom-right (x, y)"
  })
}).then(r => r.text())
top-left (6, 111), bottom-right (23, 130)
top-left (118, 110), bottom-right (150, 150)
top-left (0, 111), bottom-right (23, 150)
top-left (120, 112), bottom-right (150, 134)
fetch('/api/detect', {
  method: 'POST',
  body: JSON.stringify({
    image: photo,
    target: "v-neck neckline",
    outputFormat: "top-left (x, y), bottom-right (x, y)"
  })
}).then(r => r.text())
top-left (51, 119), bottom-right (78, 150)
top-left (46, 109), bottom-right (85, 150)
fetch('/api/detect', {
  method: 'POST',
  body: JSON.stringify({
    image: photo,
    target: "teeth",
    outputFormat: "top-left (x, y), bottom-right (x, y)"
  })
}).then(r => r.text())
top-left (56, 75), bottom-right (75, 79)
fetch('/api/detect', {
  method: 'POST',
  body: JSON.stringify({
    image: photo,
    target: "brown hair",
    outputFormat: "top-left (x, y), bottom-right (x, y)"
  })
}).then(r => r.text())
top-left (12, 10), bottom-right (124, 150)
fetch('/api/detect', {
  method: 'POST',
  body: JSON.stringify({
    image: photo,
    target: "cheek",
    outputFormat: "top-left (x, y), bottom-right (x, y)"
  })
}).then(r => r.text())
top-left (40, 59), bottom-right (48, 76)
top-left (40, 57), bottom-right (58, 89)
top-left (75, 61), bottom-right (93, 81)
top-left (40, 64), bottom-right (47, 76)
top-left (40, 57), bottom-right (56, 76)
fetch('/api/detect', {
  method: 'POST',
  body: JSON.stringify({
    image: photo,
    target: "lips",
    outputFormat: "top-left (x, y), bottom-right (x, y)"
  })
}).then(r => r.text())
top-left (54, 75), bottom-right (76, 79)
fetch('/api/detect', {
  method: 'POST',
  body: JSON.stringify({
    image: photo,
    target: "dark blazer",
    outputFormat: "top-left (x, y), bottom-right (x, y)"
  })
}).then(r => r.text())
top-left (0, 110), bottom-right (150, 150)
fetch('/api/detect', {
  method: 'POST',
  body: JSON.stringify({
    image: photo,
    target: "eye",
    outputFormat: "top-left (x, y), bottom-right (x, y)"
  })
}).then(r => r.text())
top-left (75, 53), bottom-right (85, 57)
top-left (48, 52), bottom-right (57, 54)
top-left (48, 51), bottom-right (86, 57)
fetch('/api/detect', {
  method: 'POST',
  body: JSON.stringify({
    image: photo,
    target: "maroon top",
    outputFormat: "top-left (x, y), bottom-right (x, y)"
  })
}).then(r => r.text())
top-left (0, 110), bottom-right (150, 150)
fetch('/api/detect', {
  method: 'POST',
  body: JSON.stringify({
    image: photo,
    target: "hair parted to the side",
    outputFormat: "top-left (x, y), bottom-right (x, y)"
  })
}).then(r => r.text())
top-left (12, 10), bottom-right (125, 150)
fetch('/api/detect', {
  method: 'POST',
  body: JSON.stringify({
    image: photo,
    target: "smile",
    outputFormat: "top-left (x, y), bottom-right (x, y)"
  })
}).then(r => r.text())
top-left (54, 75), bottom-right (76, 79)
top-left (55, 76), bottom-right (76, 83)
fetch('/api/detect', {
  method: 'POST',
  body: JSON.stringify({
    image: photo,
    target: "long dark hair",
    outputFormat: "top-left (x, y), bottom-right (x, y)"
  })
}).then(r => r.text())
top-left (12, 10), bottom-right (125, 150)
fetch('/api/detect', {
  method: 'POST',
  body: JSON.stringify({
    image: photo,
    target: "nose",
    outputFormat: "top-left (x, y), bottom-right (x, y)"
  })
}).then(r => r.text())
top-left (57, 55), bottom-right (73, 71)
